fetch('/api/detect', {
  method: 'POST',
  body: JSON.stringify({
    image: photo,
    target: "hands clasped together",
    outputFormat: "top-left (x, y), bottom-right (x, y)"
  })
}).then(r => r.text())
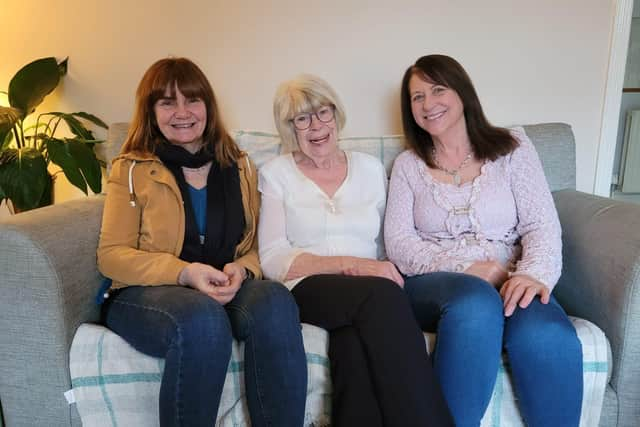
top-left (463, 260), bottom-right (550, 317)
top-left (178, 262), bottom-right (247, 305)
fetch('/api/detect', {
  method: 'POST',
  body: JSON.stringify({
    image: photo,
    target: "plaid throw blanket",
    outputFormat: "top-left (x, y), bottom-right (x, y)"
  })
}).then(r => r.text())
top-left (69, 317), bottom-right (608, 427)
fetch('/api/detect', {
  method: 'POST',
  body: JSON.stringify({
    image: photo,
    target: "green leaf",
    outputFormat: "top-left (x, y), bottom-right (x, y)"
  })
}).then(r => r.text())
top-left (0, 107), bottom-right (17, 151)
top-left (0, 147), bottom-right (49, 211)
top-left (68, 139), bottom-right (102, 194)
top-left (23, 122), bottom-right (51, 136)
top-left (46, 138), bottom-right (102, 195)
top-left (45, 138), bottom-right (87, 194)
top-left (47, 112), bottom-right (93, 139)
top-left (0, 149), bottom-right (13, 164)
top-left (8, 57), bottom-right (64, 119)
top-left (0, 128), bottom-right (12, 151)
top-left (38, 171), bottom-right (53, 207)
top-left (0, 106), bottom-right (21, 132)
top-left (72, 112), bottom-right (108, 129)
top-left (68, 137), bottom-right (105, 144)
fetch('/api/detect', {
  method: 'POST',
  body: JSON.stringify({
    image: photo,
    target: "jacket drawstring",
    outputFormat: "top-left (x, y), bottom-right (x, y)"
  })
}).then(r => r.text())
top-left (128, 160), bottom-right (137, 207)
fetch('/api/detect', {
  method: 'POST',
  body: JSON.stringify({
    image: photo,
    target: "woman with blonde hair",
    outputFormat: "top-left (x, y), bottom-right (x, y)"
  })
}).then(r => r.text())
top-left (97, 57), bottom-right (307, 427)
top-left (258, 73), bottom-right (452, 427)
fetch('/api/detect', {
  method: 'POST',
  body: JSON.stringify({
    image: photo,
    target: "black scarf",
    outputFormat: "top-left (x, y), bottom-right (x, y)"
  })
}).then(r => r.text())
top-left (155, 142), bottom-right (245, 270)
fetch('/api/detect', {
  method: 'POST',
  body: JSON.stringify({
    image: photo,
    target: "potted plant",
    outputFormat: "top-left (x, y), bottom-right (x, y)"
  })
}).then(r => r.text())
top-left (0, 57), bottom-right (107, 212)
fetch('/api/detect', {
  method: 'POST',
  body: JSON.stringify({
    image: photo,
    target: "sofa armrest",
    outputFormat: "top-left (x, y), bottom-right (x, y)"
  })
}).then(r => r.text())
top-left (0, 196), bottom-right (105, 426)
top-left (553, 189), bottom-right (640, 426)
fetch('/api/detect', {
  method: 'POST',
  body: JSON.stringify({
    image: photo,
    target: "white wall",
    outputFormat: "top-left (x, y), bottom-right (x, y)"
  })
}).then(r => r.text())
top-left (0, 0), bottom-right (615, 201)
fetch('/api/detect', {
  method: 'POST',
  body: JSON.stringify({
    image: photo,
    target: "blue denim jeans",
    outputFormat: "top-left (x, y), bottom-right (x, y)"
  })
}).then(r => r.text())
top-left (102, 279), bottom-right (307, 427)
top-left (404, 272), bottom-right (583, 427)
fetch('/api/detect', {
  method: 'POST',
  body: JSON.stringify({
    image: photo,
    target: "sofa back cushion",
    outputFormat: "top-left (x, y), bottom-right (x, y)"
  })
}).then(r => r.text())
top-left (100, 122), bottom-right (576, 192)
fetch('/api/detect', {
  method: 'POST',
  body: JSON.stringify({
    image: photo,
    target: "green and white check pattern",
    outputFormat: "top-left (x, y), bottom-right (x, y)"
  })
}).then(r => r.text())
top-left (70, 323), bottom-right (331, 427)
top-left (69, 317), bottom-right (608, 427)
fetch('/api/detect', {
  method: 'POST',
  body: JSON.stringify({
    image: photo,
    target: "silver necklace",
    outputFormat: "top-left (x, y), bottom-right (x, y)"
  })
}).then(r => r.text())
top-left (432, 148), bottom-right (473, 186)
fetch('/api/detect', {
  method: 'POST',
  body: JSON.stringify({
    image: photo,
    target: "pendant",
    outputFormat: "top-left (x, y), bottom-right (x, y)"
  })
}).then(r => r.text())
top-left (453, 173), bottom-right (461, 186)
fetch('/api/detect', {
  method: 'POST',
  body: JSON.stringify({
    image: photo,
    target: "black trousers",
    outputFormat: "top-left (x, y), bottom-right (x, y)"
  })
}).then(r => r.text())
top-left (292, 274), bottom-right (453, 427)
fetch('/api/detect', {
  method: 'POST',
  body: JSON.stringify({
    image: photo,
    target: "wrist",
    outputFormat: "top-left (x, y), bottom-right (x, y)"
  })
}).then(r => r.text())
top-left (177, 266), bottom-right (189, 286)
top-left (178, 262), bottom-right (199, 286)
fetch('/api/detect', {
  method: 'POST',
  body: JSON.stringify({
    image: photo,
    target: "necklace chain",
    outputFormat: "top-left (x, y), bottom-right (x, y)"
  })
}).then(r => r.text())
top-left (432, 148), bottom-right (473, 186)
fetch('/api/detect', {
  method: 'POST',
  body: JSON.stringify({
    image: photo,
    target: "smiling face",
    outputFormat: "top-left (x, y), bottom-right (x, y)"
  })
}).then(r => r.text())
top-left (294, 105), bottom-right (339, 160)
top-left (154, 83), bottom-right (207, 153)
top-left (408, 73), bottom-right (466, 140)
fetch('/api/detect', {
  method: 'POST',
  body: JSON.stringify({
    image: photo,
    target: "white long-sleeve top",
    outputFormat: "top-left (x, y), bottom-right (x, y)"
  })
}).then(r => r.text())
top-left (384, 127), bottom-right (562, 291)
top-left (258, 151), bottom-right (388, 289)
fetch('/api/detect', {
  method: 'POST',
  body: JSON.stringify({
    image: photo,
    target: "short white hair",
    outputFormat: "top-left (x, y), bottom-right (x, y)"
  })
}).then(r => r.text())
top-left (273, 74), bottom-right (346, 152)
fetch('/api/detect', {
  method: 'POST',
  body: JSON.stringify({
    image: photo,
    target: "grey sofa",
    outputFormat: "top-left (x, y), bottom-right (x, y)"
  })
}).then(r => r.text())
top-left (1, 122), bottom-right (639, 427)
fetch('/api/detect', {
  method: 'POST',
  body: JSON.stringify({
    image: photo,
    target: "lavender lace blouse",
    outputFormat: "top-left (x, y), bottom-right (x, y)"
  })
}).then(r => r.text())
top-left (384, 127), bottom-right (562, 290)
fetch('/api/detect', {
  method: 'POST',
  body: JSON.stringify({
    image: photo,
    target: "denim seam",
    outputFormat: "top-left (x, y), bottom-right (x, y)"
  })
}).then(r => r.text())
top-left (111, 298), bottom-right (184, 426)
top-left (226, 303), bottom-right (271, 426)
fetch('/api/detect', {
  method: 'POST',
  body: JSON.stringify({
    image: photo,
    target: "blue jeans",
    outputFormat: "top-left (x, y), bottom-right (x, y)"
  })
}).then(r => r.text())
top-left (102, 279), bottom-right (307, 427)
top-left (404, 272), bottom-right (583, 427)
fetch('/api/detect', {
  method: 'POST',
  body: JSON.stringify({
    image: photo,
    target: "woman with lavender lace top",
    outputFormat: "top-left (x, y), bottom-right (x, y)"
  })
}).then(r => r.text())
top-left (384, 55), bottom-right (583, 427)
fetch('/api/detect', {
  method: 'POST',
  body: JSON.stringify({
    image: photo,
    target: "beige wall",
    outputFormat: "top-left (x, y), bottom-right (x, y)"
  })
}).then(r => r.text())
top-left (1, 0), bottom-right (614, 202)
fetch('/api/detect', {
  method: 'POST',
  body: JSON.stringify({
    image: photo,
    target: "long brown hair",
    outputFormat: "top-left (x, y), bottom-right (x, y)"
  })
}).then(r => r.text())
top-left (400, 55), bottom-right (517, 168)
top-left (122, 57), bottom-right (240, 167)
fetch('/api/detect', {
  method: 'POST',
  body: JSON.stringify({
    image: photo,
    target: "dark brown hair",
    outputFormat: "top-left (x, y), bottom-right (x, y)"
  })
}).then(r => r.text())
top-left (122, 57), bottom-right (240, 167)
top-left (400, 54), bottom-right (517, 167)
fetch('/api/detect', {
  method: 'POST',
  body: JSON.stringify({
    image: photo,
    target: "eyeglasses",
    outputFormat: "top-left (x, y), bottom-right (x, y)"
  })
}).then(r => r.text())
top-left (290, 106), bottom-right (335, 130)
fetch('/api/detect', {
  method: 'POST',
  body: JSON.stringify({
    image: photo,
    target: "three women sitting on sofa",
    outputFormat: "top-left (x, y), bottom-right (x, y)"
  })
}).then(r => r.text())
top-left (97, 54), bottom-right (582, 427)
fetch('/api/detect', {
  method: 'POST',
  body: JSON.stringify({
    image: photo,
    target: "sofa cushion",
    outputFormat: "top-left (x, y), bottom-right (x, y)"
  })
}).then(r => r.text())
top-left (70, 323), bottom-right (331, 427)
top-left (521, 123), bottom-right (576, 192)
top-left (102, 123), bottom-right (576, 192)
top-left (234, 130), bottom-right (405, 178)
top-left (69, 317), bottom-right (609, 427)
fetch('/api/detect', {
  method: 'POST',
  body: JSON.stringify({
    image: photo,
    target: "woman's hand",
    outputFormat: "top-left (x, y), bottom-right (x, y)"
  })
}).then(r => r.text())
top-left (344, 258), bottom-right (405, 287)
top-left (464, 261), bottom-right (509, 288)
top-left (499, 274), bottom-right (550, 317)
top-left (219, 262), bottom-right (247, 302)
top-left (178, 262), bottom-right (242, 305)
